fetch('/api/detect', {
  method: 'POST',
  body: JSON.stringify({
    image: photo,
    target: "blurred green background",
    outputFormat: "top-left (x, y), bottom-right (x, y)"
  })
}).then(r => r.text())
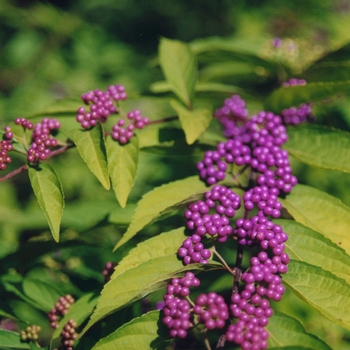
top-left (1, 0), bottom-right (350, 348)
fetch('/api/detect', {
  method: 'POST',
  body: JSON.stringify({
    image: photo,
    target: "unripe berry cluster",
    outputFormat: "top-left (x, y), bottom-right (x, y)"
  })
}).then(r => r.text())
top-left (27, 118), bottom-right (61, 163)
top-left (59, 319), bottom-right (78, 350)
top-left (20, 325), bottom-right (41, 342)
top-left (76, 84), bottom-right (149, 145)
top-left (48, 294), bottom-right (75, 329)
top-left (102, 261), bottom-right (117, 282)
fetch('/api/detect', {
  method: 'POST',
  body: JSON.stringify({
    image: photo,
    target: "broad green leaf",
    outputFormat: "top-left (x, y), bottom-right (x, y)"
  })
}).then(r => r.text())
top-left (159, 37), bottom-right (197, 108)
top-left (267, 311), bottom-right (331, 349)
top-left (92, 311), bottom-right (169, 350)
top-left (29, 98), bottom-right (80, 118)
top-left (170, 99), bottom-right (212, 145)
top-left (52, 292), bottom-right (99, 339)
top-left (280, 184), bottom-right (350, 255)
top-left (283, 260), bottom-right (350, 331)
top-left (71, 123), bottom-right (110, 190)
top-left (81, 256), bottom-right (221, 336)
top-left (276, 219), bottom-right (350, 285)
top-left (303, 62), bottom-right (350, 82)
top-left (284, 125), bottom-right (350, 173)
top-left (111, 227), bottom-right (188, 280)
top-left (113, 176), bottom-right (208, 250)
top-left (0, 329), bottom-right (29, 349)
top-left (22, 278), bottom-right (61, 312)
top-left (106, 136), bottom-right (139, 208)
top-left (265, 81), bottom-right (350, 113)
top-left (28, 163), bottom-right (64, 242)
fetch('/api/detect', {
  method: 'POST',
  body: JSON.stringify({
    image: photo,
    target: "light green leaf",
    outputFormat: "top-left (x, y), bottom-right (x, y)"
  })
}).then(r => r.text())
top-left (265, 81), bottom-right (350, 113)
top-left (159, 37), bottom-right (197, 108)
top-left (113, 176), bottom-right (208, 250)
top-left (284, 260), bottom-right (350, 331)
top-left (276, 219), bottom-right (350, 285)
top-left (170, 99), bottom-right (212, 145)
top-left (29, 98), bottom-right (80, 118)
top-left (111, 227), bottom-right (188, 280)
top-left (71, 123), bottom-right (110, 190)
top-left (91, 311), bottom-right (169, 350)
top-left (81, 256), bottom-right (221, 336)
top-left (0, 329), bottom-right (29, 349)
top-left (284, 125), bottom-right (350, 173)
top-left (22, 278), bottom-right (61, 312)
top-left (280, 184), bottom-right (350, 255)
top-left (28, 163), bottom-right (64, 242)
top-left (52, 292), bottom-right (99, 339)
top-left (106, 136), bottom-right (139, 208)
top-left (267, 311), bottom-right (331, 349)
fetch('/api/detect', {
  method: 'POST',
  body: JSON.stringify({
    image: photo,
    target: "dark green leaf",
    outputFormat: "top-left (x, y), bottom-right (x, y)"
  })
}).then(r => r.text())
top-left (284, 260), bottom-right (350, 331)
top-left (280, 184), bottom-right (350, 255)
top-left (91, 311), bottom-right (170, 350)
top-left (159, 37), bottom-right (197, 108)
top-left (113, 176), bottom-right (208, 250)
top-left (267, 311), bottom-right (331, 349)
top-left (265, 81), bottom-right (350, 113)
top-left (0, 329), bottom-right (29, 349)
top-left (106, 136), bottom-right (139, 208)
top-left (284, 125), bottom-right (350, 173)
top-left (28, 163), bottom-right (64, 242)
top-left (170, 99), bottom-right (212, 144)
top-left (22, 278), bottom-right (62, 312)
top-left (71, 123), bottom-right (110, 190)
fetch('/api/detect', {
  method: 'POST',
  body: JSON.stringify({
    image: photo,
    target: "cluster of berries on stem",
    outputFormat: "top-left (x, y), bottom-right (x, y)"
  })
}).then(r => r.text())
top-left (163, 81), bottom-right (311, 349)
top-left (20, 324), bottom-right (41, 343)
top-left (76, 84), bottom-right (149, 144)
top-left (48, 294), bottom-right (75, 329)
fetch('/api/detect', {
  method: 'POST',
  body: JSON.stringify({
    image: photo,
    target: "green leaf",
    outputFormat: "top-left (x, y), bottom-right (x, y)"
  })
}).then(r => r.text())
top-left (106, 136), bottom-right (139, 208)
top-left (81, 256), bottom-right (221, 336)
top-left (280, 184), bottom-right (350, 255)
top-left (0, 329), bottom-right (29, 349)
top-left (276, 219), bottom-right (350, 285)
top-left (71, 123), bottom-right (110, 190)
top-left (303, 61), bottom-right (350, 82)
top-left (111, 227), bottom-right (189, 280)
top-left (113, 176), bottom-right (208, 250)
top-left (284, 125), bottom-right (350, 173)
top-left (52, 292), bottom-right (99, 339)
top-left (284, 260), bottom-right (350, 331)
top-left (28, 163), bottom-right (64, 242)
top-left (91, 311), bottom-right (169, 350)
top-left (159, 37), bottom-right (197, 108)
top-left (22, 278), bottom-right (62, 312)
top-left (170, 99), bottom-right (212, 145)
top-left (29, 98), bottom-right (80, 118)
top-left (267, 311), bottom-right (331, 349)
top-left (265, 81), bottom-right (350, 113)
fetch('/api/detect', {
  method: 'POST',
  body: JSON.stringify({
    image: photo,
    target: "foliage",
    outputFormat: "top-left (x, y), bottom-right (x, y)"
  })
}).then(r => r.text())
top-left (1, 1), bottom-right (350, 350)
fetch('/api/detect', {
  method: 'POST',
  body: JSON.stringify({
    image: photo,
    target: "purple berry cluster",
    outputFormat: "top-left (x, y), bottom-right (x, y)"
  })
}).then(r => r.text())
top-left (163, 92), bottom-right (311, 349)
top-left (214, 95), bottom-right (249, 138)
top-left (48, 294), bottom-right (75, 329)
top-left (76, 85), bottom-right (126, 129)
top-left (102, 261), bottom-right (117, 282)
top-left (59, 319), bottom-right (78, 350)
top-left (111, 109), bottom-right (149, 144)
top-left (27, 118), bottom-right (60, 163)
top-left (0, 127), bottom-right (13, 170)
top-left (76, 84), bottom-right (149, 145)
top-left (281, 78), bottom-right (313, 125)
top-left (162, 272), bottom-right (200, 338)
